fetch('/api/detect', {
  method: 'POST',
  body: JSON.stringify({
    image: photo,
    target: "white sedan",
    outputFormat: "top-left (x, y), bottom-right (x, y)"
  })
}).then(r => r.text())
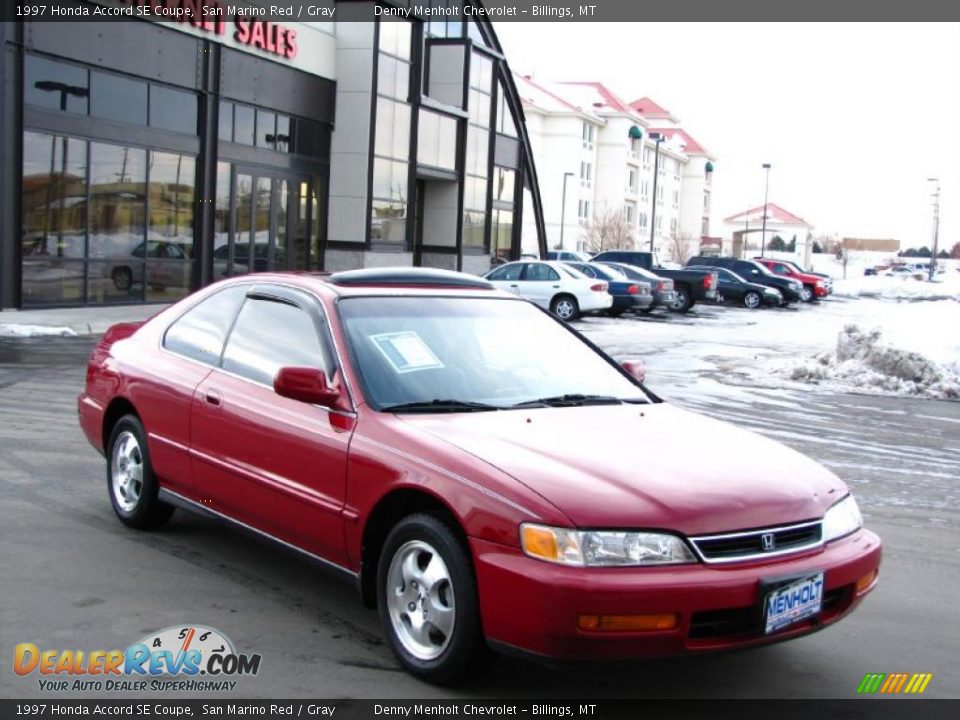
top-left (484, 260), bottom-right (613, 321)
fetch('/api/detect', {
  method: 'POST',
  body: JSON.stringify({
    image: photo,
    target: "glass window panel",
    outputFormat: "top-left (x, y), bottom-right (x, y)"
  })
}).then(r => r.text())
top-left (150, 85), bottom-right (197, 134)
top-left (418, 110), bottom-right (458, 171)
top-left (88, 143), bottom-right (146, 259)
top-left (492, 208), bottom-right (514, 260)
top-left (24, 55), bottom-right (89, 114)
top-left (496, 87), bottom-right (518, 137)
top-left (379, 20), bottom-right (412, 60)
top-left (371, 199), bottom-right (407, 244)
top-left (222, 299), bottom-right (330, 385)
top-left (163, 285), bottom-right (248, 365)
top-left (470, 54), bottom-right (492, 92)
top-left (256, 109), bottom-right (277, 149)
top-left (469, 89), bottom-right (491, 127)
top-left (462, 209), bottom-right (486, 248)
top-left (464, 176), bottom-right (487, 212)
top-left (88, 260), bottom-right (143, 303)
top-left (467, 21), bottom-right (486, 47)
top-left (494, 167), bottom-right (515, 204)
top-left (275, 115), bottom-right (291, 153)
top-left (21, 132), bottom-right (88, 260)
top-left (234, 104), bottom-right (255, 146)
top-left (378, 53), bottom-right (410, 101)
top-left (465, 126), bottom-right (488, 178)
top-left (146, 261), bottom-right (192, 303)
top-left (214, 162), bottom-right (231, 280)
top-left (232, 173), bottom-right (254, 275)
top-left (90, 71), bottom-right (147, 126)
top-left (253, 177), bottom-right (271, 270)
top-left (274, 179), bottom-right (288, 269)
top-left (373, 158), bottom-right (409, 202)
top-left (148, 152), bottom-right (195, 256)
top-left (218, 101), bottom-right (234, 142)
top-left (21, 260), bottom-right (85, 306)
top-left (290, 179), bottom-right (310, 270)
top-left (375, 98), bottom-right (410, 161)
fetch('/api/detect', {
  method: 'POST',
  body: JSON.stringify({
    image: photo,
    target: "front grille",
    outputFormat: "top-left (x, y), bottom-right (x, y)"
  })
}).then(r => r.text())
top-left (688, 586), bottom-right (850, 639)
top-left (690, 520), bottom-right (822, 563)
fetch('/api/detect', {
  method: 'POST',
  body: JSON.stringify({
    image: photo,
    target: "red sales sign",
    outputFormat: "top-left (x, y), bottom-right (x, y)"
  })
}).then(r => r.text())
top-left (120, 1), bottom-right (298, 60)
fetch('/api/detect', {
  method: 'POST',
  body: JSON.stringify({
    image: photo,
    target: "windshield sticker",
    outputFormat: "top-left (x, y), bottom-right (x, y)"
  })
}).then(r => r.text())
top-left (370, 331), bottom-right (445, 374)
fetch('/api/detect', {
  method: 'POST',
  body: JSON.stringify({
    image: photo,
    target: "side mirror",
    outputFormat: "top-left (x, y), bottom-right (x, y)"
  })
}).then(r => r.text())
top-left (621, 360), bottom-right (646, 384)
top-left (274, 367), bottom-right (346, 410)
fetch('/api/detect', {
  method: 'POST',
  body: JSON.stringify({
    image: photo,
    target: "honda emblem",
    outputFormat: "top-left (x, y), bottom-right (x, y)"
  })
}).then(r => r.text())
top-left (761, 533), bottom-right (776, 551)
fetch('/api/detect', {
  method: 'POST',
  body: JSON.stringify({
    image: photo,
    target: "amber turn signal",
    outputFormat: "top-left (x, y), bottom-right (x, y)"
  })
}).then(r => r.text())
top-left (578, 613), bottom-right (679, 632)
top-left (856, 570), bottom-right (878, 593)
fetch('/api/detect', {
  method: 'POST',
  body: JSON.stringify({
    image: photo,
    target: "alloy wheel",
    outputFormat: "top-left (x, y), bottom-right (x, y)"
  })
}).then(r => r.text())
top-left (386, 540), bottom-right (456, 661)
top-left (111, 431), bottom-right (143, 512)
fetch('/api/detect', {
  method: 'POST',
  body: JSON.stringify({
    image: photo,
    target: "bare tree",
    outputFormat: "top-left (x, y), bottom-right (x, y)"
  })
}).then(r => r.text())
top-left (667, 231), bottom-right (696, 265)
top-left (584, 208), bottom-right (635, 254)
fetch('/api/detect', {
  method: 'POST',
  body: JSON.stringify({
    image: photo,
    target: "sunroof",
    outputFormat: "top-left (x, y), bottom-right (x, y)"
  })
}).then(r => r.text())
top-left (328, 267), bottom-right (493, 289)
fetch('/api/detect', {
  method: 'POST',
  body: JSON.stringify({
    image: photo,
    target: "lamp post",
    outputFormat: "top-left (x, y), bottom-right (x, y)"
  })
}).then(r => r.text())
top-left (648, 132), bottom-right (664, 252)
top-left (33, 81), bottom-right (88, 257)
top-left (759, 162), bottom-right (772, 258)
top-left (927, 178), bottom-right (940, 282)
top-left (559, 171), bottom-right (574, 251)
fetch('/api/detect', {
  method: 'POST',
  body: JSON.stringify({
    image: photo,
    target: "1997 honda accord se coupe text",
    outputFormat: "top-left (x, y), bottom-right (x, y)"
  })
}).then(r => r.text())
top-left (78, 268), bottom-right (881, 683)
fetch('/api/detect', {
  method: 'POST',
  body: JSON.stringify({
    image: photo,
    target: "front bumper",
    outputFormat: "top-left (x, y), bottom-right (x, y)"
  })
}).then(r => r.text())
top-left (473, 528), bottom-right (880, 660)
top-left (814, 285), bottom-right (830, 298)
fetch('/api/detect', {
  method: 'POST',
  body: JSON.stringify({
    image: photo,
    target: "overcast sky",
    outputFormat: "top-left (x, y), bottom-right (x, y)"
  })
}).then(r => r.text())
top-left (496, 23), bottom-right (959, 250)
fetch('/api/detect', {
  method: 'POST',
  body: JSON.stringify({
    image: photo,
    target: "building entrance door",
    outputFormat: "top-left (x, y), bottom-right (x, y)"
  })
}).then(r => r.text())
top-left (215, 166), bottom-right (314, 278)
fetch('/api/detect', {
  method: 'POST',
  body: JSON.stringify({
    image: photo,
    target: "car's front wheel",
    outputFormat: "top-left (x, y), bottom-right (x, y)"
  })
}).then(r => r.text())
top-left (800, 285), bottom-right (815, 302)
top-left (107, 415), bottom-right (174, 529)
top-left (377, 514), bottom-right (484, 685)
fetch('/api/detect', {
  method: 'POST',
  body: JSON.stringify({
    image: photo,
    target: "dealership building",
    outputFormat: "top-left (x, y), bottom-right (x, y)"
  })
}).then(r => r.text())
top-left (0, 0), bottom-right (546, 308)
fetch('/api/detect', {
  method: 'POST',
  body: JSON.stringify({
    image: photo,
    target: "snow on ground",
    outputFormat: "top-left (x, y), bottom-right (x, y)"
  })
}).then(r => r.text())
top-left (578, 293), bottom-right (960, 403)
top-left (830, 274), bottom-right (960, 302)
top-left (0, 324), bottom-right (77, 338)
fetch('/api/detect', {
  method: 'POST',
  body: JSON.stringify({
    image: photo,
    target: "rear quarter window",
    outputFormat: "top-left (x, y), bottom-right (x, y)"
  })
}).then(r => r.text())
top-left (163, 286), bottom-right (247, 365)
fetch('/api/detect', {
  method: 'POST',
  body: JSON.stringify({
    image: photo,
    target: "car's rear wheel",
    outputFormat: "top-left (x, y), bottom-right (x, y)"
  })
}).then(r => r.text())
top-left (743, 291), bottom-right (762, 309)
top-left (377, 514), bottom-right (484, 685)
top-left (800, 285), bottom-right (814, 302)
top-left (668, 287), bottom-right (693, 313)
top-left (107, 415), bottom-right (174, 530)
top-left (550, 295), bottom-right (580, 321)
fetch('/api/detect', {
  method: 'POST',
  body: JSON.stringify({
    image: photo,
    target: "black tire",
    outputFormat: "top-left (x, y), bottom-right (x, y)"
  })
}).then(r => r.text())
top-left (743, 291), bottom-right (762, 309)
top-left (377, 513), bottom-right (485, 685)
top-left (106, 414), bottom-right (174, 530)
top-left (112, 267), bottom-right (133, 292)
top-left (668, 286), bottom-right (693, 313)
top-left (801, 285), bottom-right (815, 303)
top-left (550, 294), bottom-right (580, 321)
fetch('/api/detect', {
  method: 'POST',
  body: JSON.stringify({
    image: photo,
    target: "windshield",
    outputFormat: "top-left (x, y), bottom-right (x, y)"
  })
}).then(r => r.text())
top-left (338, 297), bottom-right (651, 411)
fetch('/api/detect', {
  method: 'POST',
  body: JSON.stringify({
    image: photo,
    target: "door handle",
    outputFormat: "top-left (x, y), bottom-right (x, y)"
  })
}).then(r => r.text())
top-left (204, 389), bottom-right (222, 407)
top-left (552, 285), bottom-right (560, 288)
top-left (509, 284), bottom-right (519, 288)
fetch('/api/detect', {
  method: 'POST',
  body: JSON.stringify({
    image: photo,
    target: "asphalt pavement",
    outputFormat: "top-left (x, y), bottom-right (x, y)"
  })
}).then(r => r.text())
top-left (0, 328), bottom-right (957, 699)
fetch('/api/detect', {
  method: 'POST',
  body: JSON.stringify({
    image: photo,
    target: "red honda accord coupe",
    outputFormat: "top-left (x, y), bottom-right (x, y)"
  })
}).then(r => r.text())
top-left (78, 268), bottom-right (881, 683)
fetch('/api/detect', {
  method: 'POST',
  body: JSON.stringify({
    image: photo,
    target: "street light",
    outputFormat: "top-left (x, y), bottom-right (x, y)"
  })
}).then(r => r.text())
top-left (927, 178), bottom-right (940, 282)
top-left (559, 171), bottom-right (574, 250)
top-left (759, 162), bottom-right (772, 258)
top-left (648, 132), bottom-right (664, 252)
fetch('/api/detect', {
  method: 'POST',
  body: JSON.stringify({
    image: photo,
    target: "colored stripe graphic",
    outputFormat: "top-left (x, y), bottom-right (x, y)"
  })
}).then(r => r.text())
top-left (858, 672), bottom-right (932, 695)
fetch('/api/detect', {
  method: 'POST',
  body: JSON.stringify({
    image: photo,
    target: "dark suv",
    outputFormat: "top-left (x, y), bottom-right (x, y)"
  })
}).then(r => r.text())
top-left (686, 257), bottom-right (804, 304)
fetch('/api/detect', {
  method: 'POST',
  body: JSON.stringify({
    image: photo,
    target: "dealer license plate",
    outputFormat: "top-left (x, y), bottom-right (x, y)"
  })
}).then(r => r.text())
top-left (764, 572), bottom-right (824, 634)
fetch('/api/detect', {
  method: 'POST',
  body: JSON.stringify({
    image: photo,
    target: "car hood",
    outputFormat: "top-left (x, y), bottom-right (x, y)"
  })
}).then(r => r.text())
top-left (400, 403), bottom-right (846, 535)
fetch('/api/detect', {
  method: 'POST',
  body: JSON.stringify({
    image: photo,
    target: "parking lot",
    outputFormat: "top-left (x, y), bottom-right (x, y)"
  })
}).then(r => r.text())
top-left (1, 297), bottom-right (958, 699)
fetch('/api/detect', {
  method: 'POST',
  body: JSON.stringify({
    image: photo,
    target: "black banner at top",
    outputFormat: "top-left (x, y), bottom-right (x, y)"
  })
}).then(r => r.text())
top-left (4, 0), bottom-right (960, 23)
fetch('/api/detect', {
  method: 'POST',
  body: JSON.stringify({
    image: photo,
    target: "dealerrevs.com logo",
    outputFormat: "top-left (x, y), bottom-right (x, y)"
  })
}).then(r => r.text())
top-left (13, 625), bottom-right (261, 692)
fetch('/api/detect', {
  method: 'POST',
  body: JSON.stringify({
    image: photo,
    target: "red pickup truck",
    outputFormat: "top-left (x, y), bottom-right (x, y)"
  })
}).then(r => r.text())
top-left (753, 258), bottom-right (831, 302)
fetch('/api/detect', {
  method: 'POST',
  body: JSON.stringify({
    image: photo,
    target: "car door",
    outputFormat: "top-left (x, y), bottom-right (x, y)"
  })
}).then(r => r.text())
top-left (190, 285), bottom-right (353, 566)
top-left (485, 262), bottom-right (524, 295)
top-left (519, 262), bottom-right (562, 308)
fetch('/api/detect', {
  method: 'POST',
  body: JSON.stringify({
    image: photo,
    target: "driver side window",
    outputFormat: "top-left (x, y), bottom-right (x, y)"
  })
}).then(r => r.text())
top-left (221, 296), bottom-right (333, 386)
top-left (524, 263), bottom-right (560, 282)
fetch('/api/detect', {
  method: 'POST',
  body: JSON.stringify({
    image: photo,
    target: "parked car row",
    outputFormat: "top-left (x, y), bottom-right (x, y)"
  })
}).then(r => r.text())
top-left (493, 251), bottom-right (834, 321)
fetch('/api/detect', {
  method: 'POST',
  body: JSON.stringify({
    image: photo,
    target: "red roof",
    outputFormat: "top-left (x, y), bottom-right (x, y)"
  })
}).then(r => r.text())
top-left (517, 74), bottom-right (587, 115)
top-left (724, 203), bottom-right (810, 226)
top-left (559, 81), bottom-right (633, 113)
top-left (629, 97), bottom-right (673, 119)
top-left (647, 127), bottom-right (709, 157)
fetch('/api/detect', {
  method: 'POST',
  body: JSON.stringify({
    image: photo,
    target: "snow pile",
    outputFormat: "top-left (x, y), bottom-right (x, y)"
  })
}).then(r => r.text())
top-left (0, 324), bottom-right (77, 338)
top-left (830, 275), bottom-right (960, 302)
top-left (787, 324), bottom-right (959, 400)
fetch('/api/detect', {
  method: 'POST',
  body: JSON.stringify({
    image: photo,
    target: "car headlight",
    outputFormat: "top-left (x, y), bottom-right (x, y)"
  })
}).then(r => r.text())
top-left (520, 523), bottom-right (697, 566)
top-left (822, 495), bottom-right (862, 543)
